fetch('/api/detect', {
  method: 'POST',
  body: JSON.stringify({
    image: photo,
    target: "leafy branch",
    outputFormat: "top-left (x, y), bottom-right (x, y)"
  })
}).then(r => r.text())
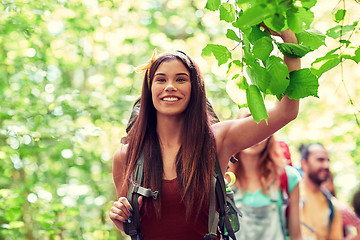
top-left (203, 0), bottom-right (360, 123)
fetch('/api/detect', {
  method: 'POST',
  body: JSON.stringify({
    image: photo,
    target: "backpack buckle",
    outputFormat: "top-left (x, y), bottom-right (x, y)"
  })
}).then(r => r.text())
top-left (151, 190), bottom-right (158, 200)
top-left (133, 185), bottom-right (159, 200)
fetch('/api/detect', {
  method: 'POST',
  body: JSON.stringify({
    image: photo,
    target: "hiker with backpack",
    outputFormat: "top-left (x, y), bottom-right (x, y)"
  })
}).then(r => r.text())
top-left (321, 171), bottom-right (360, 239)
top-left (227, 126), bottom-right (303, 240)
top-left (109, 28), bottom-right (301, 240)
top-left (299, 143), bottom-right (343, 240)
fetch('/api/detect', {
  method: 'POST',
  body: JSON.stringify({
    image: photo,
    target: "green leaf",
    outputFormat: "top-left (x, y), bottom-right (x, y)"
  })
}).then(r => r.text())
top-left (246, 85), bottom-right (268, 123)
top-left (202, 44), bottom-right (232, 66)
top-left (286, 7), bottom-right (314, 33)
top-left (333, 9), bottom-right (346, 23)
top-left (246, 62), bottom-right (270, 92)
top-left (247, 25), bottom-right (270, 44)
top-left (277, 43), bottom-right (311, 58)
top-left (265, 56), bottom-right (290, 97)
top-left (311, 55), bottom-right (341, 78)
top-left (340, 39), bottom-right (351, 47)
top-left (352, 46), bottom-right (360, 64)
top-left (253, 37), bottom-right (274, 62)
top-left (232, 5), bottom-right (274, 30)
top-left (263, 11), bottom-right (286, 33)
top-left (205, 0), bottom-right (221, 11)
top-left (300, 0), bottom-right (317, 9)
top-left (295, 29), bottom-right (326, 51)
top-left (242, 34), bottom-right (255, 63)
top-left (326, 24), bottom-right (356, 39)
top-left (226, 29), bottom-right (241, 42)
top-left (285, 68), bottom-right (319, 99)
top-left (220, 3), bottom-right (236, 23)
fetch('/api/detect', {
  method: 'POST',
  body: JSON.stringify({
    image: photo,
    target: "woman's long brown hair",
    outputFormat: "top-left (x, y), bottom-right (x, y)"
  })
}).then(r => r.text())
top-left (123, 51), bottom-right (217, 219)
top-left (231, 136), bottom-right (285, 194)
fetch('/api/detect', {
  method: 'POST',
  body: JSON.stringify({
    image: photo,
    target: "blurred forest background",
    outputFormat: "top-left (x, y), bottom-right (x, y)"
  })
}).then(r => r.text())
top-left (0, 0), bottom-right (359, 239)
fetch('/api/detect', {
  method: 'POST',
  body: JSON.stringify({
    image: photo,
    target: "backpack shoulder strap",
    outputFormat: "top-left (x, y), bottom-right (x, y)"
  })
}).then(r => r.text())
top-left (320, 187), bottom-right (335, 227)
top-left (204, 156), bottom-right (237, 240)
top-left (279, 167), bottom-right (290, 237)
top-left (124, 153), bottom-right (159, 240)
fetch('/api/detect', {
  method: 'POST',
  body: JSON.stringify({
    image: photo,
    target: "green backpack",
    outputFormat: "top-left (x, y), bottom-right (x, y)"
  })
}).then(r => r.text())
top-left (122, 99), bottom-right (241, 240)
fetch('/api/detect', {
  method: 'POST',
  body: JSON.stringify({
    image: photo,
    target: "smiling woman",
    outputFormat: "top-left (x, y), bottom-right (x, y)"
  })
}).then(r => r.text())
top-left (109, 35), bottom-right (301, 239)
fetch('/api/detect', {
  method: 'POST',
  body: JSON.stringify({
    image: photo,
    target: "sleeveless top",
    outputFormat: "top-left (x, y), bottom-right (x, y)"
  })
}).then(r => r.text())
top-left (140, 178), bottom-right (212, 240)
top-left (234, 165), bottom-right (302, 240)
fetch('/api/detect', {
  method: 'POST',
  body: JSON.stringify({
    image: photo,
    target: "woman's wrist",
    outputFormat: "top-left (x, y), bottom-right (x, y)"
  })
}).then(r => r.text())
top-left (281, 30), bottom-right (298, 44)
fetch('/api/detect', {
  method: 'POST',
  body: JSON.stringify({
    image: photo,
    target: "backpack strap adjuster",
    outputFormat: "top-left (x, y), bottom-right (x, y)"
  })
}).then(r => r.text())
top-left (133, 185), bottom-right (159, 200)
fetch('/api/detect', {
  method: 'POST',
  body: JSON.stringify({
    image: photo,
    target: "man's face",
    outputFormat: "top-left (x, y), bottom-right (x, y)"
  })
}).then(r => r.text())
top-left (304, 145), bottom-right (330, 186)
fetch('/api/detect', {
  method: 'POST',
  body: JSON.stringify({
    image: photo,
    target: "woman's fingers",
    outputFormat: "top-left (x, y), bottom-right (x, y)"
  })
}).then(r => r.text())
top-left (109, 208), bottom-right (127, 223)
top-left (260, 22), bottom-right (281, 36)
top-left (138, 196), bottom-right (143, 209)
top-left (109, 197), bottom-right (133, 223)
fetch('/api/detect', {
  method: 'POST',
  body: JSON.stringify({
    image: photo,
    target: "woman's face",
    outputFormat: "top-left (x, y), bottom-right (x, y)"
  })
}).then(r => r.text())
top-left (151, 59), bottom-right (191, 117)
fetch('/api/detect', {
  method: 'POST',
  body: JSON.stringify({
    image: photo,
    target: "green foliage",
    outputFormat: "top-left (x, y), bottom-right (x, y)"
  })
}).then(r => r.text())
top-left (220, 3), bottom-right (236, 23)
top-left (326, 23), bottom-right (357, 39)
top-left (246, 85), bottom-right (268, 123)
top-left (285, 69), bottom-right (319, 99)
top-left (202, 44), bottom-right (232, 66)
top-left (204, 0), bottom-right (359, 122)
top-left (205, 0), bottom-right (221, 11)
top-left (1, 0), bottom-right (233, 239)
top-left (253, 37), bottom-right (273, 61)
top-left (333, 9), bottom-right (347, 23)
top-left (265, 56), bottom-right (289, 98)
top-left (277, 42), bottom-right (312, 58)
top-left (295, 29), bottom-right (326, 51)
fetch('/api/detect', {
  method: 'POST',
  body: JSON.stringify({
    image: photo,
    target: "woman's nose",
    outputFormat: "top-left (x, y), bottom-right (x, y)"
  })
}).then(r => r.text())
top-left (165, 82), bottom-right (176, 91)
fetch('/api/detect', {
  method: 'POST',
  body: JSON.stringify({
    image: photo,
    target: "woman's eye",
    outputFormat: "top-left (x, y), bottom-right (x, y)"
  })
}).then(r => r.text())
top-left (156, 78), bottom-right (166, 82)
top-left (177, 78), bottom-right (186, 82)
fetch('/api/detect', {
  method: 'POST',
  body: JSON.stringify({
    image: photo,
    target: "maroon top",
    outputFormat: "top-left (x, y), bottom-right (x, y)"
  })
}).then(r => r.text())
top-left (140, 178), bottom-right (211, 240)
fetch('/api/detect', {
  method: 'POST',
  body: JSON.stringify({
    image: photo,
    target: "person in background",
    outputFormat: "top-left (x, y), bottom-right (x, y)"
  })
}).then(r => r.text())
top-left (348, 187), bottom-right (360, 240)
top-left (322, 172), bottom-right (360, 239)
top-left (299, 143), bottom-right (343, 240)
top-left (227, 115), bottom-right (302, 240)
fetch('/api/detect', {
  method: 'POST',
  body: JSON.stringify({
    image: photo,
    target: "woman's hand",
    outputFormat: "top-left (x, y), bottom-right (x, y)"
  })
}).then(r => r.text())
top-left (109, 197), bottom-right (133, 231)
top-left (109, 196), bottom-right (143, 231)
top-left (260, 23), bottom-right (298, 44)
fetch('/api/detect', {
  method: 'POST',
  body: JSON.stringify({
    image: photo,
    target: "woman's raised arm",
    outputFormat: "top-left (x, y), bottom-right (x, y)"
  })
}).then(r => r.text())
top-left (213, 29), bottom-right (300, 172)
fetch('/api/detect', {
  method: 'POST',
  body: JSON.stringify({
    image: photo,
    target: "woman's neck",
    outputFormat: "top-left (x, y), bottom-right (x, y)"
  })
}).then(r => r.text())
top-left (240, 152), bottom-right (261, 175)
top-left (156, 114), bottom-right (184, 180)
top-left (156, 114), bottom-right (184, 147)
top-left (237, 152), bottom-right (262, 192)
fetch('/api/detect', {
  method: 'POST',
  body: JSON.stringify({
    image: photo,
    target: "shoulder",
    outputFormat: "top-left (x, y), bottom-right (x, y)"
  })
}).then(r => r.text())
top-left (114, 144), bottom-right (127, 159)
top-left (284, 165), bottom-right (302, 180)
top-left (284, 165), bottom-right (302, 192)
top-left (113, 145), bottom-right (128, 173)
